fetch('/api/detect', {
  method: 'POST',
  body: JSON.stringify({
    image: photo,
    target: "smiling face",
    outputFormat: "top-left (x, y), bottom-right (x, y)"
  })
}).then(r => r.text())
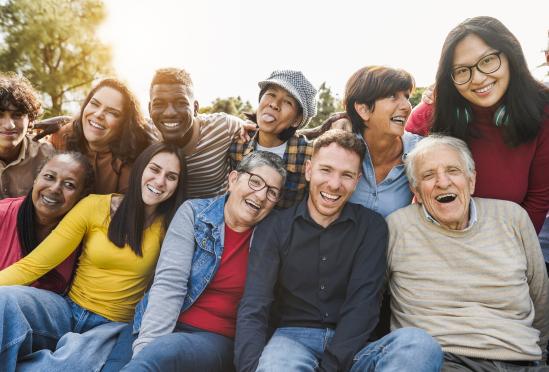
top-left (141, 151), bottom-right (181, 213)
top-left (256, 85), bottom-right (302, 141)
top-left (224, 165), bottom-right (283, 231)
top-left (0, 106), bottom-right (30, 156)
top-left (452, 33), bottom-right (510, 108)
top-left (412, 145), bottom-right (476, 230)
top-left (31, 155), bottom-right (87, 224)
top-left (355, 90), bottom-right (412, 138)
top-left (82, 86), bottom-right (126, 152)
top-left (305, 143), bottom-right (361, 227)
top-left (149, 83), bottom-right (198, 146)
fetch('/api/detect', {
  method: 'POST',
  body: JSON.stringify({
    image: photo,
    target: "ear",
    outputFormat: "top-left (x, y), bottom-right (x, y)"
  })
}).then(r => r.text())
top-left (290, 114), bottom-right (303, 128)
top-left (305, 159), bottom-right (312, 182)
top-left (469, 170), bottom-right (476, 195)
top-left (148, 101), bottom-right (152, 117)
top-left (411, 183), bottom-right (423, 204)
top-left (354, 102), bottom-right (371, 122)
top-left (193, 101), bottom-right (199, 117)
top-left (227, 170), bottom-right (239, 192)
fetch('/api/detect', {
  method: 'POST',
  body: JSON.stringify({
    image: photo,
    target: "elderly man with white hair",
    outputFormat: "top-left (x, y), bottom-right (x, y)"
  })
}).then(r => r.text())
top-left (387, 134), bottom-right (549, 371)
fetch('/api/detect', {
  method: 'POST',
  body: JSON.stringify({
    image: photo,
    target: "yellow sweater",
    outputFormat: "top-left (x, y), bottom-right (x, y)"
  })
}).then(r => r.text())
top-left (0, 194), bottom-right (164, 322)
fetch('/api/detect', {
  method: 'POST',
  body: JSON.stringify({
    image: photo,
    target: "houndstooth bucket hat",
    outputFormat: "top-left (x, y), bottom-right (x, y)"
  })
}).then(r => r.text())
top-left (258, 70), bottom-right (318, 128)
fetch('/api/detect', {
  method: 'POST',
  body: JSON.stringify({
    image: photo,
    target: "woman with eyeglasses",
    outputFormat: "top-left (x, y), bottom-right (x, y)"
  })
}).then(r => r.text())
top-left (103, 151), bottom-right (285, 372)
top-left (405, 16), bottom-right (549, 233)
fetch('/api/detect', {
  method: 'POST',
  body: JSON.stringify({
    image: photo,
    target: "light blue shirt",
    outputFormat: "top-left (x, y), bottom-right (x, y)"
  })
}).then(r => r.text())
top-left (349, 131), bottom-right (423, 217)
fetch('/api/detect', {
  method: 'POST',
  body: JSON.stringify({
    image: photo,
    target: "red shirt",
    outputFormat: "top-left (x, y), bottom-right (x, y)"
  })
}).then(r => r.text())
top-left (178, 225), bottom-right (253, 338)
top-left (406, 103), bottom-right (549, 233)
top-left (0, 196), bottom-right (78, 293)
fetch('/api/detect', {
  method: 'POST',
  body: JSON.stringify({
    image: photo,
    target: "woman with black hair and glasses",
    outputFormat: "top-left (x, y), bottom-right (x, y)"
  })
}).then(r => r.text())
top-left (0, 142), bottom-right (186, 371)
top-left (405, 16), bottom-right (549, 233)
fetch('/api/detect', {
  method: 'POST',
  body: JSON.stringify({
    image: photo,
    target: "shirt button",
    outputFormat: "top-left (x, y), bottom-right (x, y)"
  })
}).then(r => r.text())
top-left (321, 256), bottom-right (327, 262)
top-left (324, 312), bottom-right (329, 318)
top-left (320, 284), bottom-right (326, 290)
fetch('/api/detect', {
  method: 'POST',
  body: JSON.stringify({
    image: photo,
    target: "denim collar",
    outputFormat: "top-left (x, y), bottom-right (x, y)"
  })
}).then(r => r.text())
top-left (194, 194), bottom-right (227, 228)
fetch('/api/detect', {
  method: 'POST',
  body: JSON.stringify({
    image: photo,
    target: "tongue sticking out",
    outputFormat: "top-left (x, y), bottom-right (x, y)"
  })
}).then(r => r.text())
top-left (261, 114), bottom-right (276, 123)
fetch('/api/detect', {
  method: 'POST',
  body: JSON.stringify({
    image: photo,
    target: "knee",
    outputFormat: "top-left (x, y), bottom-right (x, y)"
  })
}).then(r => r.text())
top-left (391, 327), bottom-right (442, 359)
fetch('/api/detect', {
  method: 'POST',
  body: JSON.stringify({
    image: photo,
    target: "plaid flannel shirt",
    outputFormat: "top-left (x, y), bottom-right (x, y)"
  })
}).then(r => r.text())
top-left (229, 131), bottom-right (312, 209)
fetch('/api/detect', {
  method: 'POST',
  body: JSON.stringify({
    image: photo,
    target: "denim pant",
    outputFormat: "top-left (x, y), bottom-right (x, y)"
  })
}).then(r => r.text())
top-left (256, 326), bottom-right (443, 372)
top-left (120, 323), bottom-right (234, 372)
top-left (0, 285), bottom-right (111, 372)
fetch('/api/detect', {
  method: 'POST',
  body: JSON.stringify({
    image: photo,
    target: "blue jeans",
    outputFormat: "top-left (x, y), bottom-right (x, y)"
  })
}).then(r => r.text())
top-left (0, 285), bottom-right (111, 372)
top-left (120, 323), bottom-right (234, 372)
top-left (256, 327), bottom-right (443, 372)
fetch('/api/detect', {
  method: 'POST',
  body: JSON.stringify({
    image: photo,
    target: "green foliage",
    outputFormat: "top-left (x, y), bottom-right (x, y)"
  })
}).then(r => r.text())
top-left (410, 87), bottom-right (426, 108)
top-left (0, 0), bottom-right (112, 116)
top-left (199, 96), bottom-right (254, 119)
top-left (306, 82), bottom-right (342, 128)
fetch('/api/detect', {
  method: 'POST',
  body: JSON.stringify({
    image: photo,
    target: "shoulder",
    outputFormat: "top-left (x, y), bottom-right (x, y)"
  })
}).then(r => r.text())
top-left (347, 202), bottom-right (387, 229)
top-left (0, 196), bottom-right (25, 219)
top-left (402, 131), bottom-right (424, 152)
top-left (386, 204), bottom-right (420, 228)
top-left (475, 197), bottom-right (528, 222)
top-left (198, 112), bottom-right (244, 128)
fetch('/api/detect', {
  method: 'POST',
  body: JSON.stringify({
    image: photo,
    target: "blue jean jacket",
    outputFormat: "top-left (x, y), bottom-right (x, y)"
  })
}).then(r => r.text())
top-left (133, 196), bottom-right (227, 333)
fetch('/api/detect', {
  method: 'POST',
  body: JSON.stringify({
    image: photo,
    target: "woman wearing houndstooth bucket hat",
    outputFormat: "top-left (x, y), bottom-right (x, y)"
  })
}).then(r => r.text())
top-left (229, 70), bottom-right (318, 209)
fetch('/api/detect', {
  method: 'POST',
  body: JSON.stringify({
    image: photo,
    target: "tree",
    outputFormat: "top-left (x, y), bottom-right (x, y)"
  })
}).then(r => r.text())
top-left (409, 87), bottom-right (426, 108)
top-left (199, 96), bottom-right (254, 119)
top-left (306, 82), bottom-right (342, 128)
top-left (0, 0), bottom-right (112, 116)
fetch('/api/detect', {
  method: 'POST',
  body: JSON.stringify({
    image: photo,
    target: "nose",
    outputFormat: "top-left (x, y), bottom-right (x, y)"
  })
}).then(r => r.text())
top-left (398, 96), bottom-right (412, 114)
top-left (435, 170), bottom-right (451, 188)
top-left (470, 66), bottom-right (487, 84)
top-left (164, 103), bottom-right (177, 117)
top-left (268, 100), bottom-right (280, 111)
top-left (49, 180), bottom-right (63, 194)
top-left (0, 113), bottom-right (15, 129)
top-left (254, 186), bottom-right (269, 201)
top-left (326, 174), bottom-right (342, 191)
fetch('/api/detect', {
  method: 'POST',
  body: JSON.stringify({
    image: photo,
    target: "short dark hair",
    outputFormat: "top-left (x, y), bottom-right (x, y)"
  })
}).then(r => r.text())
top-left (432, 16), bottom-right (549, 147)
top-left (0, 72), bottom-right (42, 121)
top-left (67, 78), bottom-right (149, 164)
top-left (312, 129), bottom-right (366, 166)
top-left (344, 66), bottom-right (415, 135)
top-left (108, 142), bottom-right (187, 256)
top-left (150, 68), bottom-right (194, 96)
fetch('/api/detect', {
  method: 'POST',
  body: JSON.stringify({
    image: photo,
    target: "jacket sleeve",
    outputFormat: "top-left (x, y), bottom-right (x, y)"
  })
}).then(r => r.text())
top-left (132, 201), bottom-right (196, 356)
top-left (234, 214), bottom-right (281, 372)
top-left (319, 213), bottom-right (388, 372)
top-left (0, 195), bottom-right (93, 285)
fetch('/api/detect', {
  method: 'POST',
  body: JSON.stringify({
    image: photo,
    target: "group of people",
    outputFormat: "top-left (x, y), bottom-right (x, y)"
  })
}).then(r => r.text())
top-left (0, 15), bottom-right (547, 372)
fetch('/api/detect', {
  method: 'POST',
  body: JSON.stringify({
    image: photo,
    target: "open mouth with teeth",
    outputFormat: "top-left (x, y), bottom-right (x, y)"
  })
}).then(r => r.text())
top-left (89, 120), bottom-right (106, 130)
top-left (146, 184), bottom-right (163, 196)
top-left (161, 122), bottom-right (181, 129)
top-left (473, 83), bottom-right (494, 94)
top-left (390, 116), bottom-right (406, 126)
top-left (41, 195), bottom-right (61, 206)
top-left (435, 193), bottom-right (457, 203)
top-left (320, 191), bottom-right (340, 203)
top-left (244, 199), bottom-right (261, 212)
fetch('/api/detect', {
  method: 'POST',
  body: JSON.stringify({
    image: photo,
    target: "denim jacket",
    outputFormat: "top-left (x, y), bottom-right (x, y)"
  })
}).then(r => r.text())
top-left (133, 195), bottom-right (227, 333)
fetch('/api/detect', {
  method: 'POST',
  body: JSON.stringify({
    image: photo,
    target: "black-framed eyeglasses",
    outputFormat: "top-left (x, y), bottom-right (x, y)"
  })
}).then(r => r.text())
top-left (451, 52), bottom-right (502, 85)
top-left (241, 171), bottom-right (281, 202)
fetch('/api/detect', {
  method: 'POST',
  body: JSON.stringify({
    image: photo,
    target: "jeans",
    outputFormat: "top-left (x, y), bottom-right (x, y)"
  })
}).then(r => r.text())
top-left (0, 285), bottom-right (111, 372)
top-left (256, 326), bottom-right (443, 372)
top-left (120, 323), bottom-right (234, 372)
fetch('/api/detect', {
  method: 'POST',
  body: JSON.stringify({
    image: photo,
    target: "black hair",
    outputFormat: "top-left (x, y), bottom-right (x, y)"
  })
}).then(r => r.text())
top-left (431, 16), bottom-right (549, 147)
top-left (108, 142), bottom-right (187, 256)
top-left (0, 72), bottom-right (42, 121)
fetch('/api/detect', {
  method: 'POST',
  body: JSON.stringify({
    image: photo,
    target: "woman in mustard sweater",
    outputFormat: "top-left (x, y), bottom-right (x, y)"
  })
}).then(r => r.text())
top-left (0, 142), bottom-right (186, 372)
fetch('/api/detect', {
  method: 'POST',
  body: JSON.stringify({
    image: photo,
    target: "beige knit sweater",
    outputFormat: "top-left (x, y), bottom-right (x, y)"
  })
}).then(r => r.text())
top-left (387, 198), bottom-right (549, 361)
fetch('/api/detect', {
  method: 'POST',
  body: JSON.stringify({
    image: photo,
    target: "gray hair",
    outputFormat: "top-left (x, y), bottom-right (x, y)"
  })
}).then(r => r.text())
top-left (405, 134), bottom-right (475, 187)
top-left (236, 151), bottom-right (287, 183)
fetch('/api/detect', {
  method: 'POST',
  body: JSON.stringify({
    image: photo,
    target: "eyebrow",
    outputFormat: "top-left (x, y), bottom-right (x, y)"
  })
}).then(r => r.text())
top-left (453, 49), bottom-right (498, 67)
top-left (91, 97), bottom-right (123, 114)
top-left (149, 162), bottom-right (180, 176)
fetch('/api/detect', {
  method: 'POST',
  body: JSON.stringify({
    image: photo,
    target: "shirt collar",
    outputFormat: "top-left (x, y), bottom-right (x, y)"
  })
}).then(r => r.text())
top-left (294, 197), bottom-right (356, 227)
top-left (1, 135), bottom-right (30, 167)
top-left (421, 198), bottom-right (478, 229)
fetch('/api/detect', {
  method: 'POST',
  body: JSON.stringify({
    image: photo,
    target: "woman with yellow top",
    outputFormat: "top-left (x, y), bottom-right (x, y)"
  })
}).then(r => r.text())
top-left (0, 142), bottom-right (186, 372)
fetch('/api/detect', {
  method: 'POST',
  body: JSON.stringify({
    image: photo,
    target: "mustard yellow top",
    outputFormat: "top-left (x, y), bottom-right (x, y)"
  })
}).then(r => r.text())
top-left (0, 194), bottom-right (164, 322)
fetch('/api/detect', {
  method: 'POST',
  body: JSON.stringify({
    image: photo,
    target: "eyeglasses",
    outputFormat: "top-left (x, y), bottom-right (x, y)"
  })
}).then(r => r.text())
top-left (451, 52), bottom-right (502, 85)
top-left (241, 171), bottom-right (281, 202)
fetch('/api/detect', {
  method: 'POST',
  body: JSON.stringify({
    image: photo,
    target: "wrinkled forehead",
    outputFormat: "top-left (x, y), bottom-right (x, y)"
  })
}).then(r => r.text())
top-left (415, 145), bottom-right (467, 172)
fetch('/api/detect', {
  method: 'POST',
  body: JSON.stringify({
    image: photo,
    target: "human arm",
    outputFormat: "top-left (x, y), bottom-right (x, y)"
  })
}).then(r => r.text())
top-left (404, 102), bottom-right (433, 136)
top-left (519, 207), bottom-right (549, 359)
top-left (521, 115), bottom-right (549, 233)
top-left (132, 201), bottom-right (196, 356)
top-left (319, 213), bottom-right (388, 372)
top-left (0, 195), bottom-right (93, 285)
top-left (234, 214), bottom-right (281, 372)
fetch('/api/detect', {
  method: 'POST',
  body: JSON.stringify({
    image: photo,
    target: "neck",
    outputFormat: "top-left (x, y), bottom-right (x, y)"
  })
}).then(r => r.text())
top-left (87, 141), bottom-right (109, 153)
top-left (224, 205), bottom-right (251, 232)
top-left (180, 118), bottom-right (201, 155)
top-left (144, 205), bottom-right (157, 227)
top-left (363, 129), bottom-right (403, 165)
top-left (34, 213), bottom-right (60, 242)
top-left (0, 143), bottom-right (22, 164)
top-left (307, 197), bottom-right (340, 228)
top-left (258, 132), bottom-right (284, 147)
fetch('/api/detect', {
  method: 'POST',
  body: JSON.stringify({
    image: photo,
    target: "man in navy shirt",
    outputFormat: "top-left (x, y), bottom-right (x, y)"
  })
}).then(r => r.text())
top-left (235, 129), bottom-right (442, 372)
